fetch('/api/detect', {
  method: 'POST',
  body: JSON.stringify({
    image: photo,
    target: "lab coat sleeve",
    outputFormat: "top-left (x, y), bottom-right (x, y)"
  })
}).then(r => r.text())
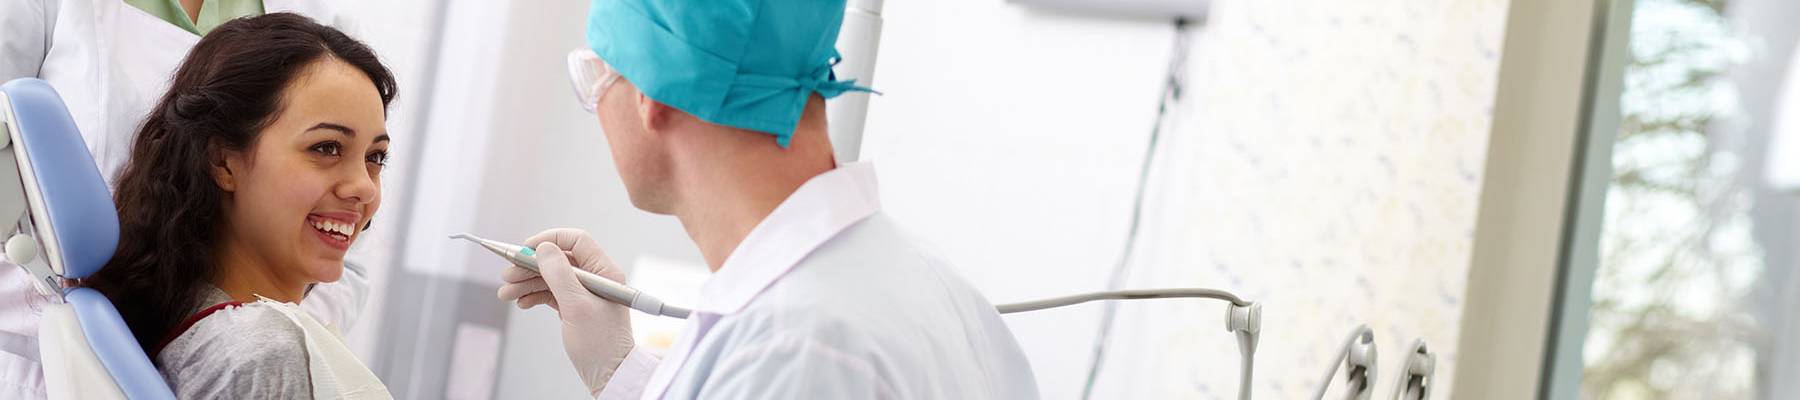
top-left (694, 335), bottom-right (894, 399)
top-left (0, 0), bottom-right (56, 80)
top-left (594, 346), bottom-right (659, 400)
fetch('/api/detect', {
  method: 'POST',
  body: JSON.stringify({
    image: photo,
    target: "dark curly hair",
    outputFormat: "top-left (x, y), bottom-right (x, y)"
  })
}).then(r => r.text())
top-left (80, 12), bottom-right (397, 354)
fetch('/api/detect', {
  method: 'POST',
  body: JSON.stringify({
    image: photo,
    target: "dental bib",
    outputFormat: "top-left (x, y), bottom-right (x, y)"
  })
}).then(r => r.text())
top-left (254, 296), bottom-right (390, 400)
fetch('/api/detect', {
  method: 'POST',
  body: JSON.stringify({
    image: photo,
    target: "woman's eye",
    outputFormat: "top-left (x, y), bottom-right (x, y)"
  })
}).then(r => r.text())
top-left (366, 151), bottom-right (389, 167)
top-left (311, 142), bottom-right (343, 156)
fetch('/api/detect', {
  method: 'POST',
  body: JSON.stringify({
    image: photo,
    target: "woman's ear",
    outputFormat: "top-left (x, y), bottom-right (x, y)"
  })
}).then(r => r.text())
top-left (209, 142), bottom-right (244, 193)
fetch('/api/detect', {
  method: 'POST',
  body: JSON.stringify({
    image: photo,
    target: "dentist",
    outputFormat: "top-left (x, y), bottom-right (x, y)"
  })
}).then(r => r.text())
top-left (494, 0), bottom-right (1039, 398)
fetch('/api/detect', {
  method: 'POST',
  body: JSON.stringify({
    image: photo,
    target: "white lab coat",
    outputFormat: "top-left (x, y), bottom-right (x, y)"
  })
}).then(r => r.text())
top-left (594, 163), bottom-right (1039, 400)
top-left (0, 1), bottom-right (371, 397)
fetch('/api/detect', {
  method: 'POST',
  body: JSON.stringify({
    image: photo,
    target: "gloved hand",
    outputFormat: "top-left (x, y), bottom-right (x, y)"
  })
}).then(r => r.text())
top-left (495, 228), bottom-right (635, 394)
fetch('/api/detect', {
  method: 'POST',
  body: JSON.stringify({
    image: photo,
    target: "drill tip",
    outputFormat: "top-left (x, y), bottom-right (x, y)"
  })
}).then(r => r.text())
top-left (449, 233), bottom-right (473, 240)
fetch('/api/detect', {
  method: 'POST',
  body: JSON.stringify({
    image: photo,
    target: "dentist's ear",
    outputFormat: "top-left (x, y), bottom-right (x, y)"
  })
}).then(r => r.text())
top-left (636, 90), bottom-right (676, 133)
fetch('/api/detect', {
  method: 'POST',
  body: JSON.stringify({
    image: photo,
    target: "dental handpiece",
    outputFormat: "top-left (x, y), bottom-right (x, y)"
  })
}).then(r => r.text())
top-left (451, 233), bottom-right (691, 318)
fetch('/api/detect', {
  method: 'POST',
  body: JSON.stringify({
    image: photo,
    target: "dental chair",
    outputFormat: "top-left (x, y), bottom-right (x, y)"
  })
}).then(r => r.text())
top-left (1, 78), bottom-right (175, 399)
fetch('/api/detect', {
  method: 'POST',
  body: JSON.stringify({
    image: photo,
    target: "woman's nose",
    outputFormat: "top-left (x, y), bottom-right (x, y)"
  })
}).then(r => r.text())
top-left (336, 164), bottom-right (379, 204)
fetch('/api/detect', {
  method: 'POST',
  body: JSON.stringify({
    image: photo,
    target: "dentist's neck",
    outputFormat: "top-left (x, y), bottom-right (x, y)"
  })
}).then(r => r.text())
top-left (212, 236), bottom-right (309, 303)
top-left (670, 100), bottom-right (834, 272)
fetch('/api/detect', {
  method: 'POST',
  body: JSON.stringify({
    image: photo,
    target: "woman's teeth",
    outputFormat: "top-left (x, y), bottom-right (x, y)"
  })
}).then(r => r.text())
top-left (311, 218), bottom-right (353, 241)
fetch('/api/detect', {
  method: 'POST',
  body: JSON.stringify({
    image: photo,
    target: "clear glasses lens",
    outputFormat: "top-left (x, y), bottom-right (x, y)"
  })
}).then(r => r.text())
top-left (566, 49), bottom-right (617, 114)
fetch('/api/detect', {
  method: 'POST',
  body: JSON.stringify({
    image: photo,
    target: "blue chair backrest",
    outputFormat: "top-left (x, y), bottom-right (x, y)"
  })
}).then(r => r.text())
top-left (2, 78), bottom-right (174, 399)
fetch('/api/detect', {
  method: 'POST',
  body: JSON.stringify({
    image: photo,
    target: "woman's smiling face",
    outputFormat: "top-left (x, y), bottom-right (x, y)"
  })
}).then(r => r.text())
top-left (214, 56), bottom-right (388, 285)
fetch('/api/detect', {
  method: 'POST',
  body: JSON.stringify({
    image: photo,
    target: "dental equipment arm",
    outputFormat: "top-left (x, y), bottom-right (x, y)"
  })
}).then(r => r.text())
top-left (1314, 325), bottom-right (1377, 400)
top-left (1391, 340), bottom-right (1434, 400)
top-left (1309, 326), bottom-right (1437, 400)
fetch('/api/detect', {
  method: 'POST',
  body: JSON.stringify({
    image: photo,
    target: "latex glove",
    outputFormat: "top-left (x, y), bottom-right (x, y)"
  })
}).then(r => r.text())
top-left (495, 228), bottom-right (634, 394)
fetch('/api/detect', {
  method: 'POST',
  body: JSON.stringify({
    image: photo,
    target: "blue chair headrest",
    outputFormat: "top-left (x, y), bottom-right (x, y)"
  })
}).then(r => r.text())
top-left (0, 78), bottom-right (119, 280)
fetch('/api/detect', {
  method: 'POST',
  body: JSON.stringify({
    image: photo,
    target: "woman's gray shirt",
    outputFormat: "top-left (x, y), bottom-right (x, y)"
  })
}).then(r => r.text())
top-left (156, 286), bottom-right (312, 398)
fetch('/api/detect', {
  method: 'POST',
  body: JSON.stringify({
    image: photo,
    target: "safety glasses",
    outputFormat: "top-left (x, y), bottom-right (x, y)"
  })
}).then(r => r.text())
top-left (566, 48), bottom-right (621, 114)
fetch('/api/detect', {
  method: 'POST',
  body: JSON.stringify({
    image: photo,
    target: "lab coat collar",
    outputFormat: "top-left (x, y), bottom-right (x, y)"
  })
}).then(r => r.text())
top-left (694, 162), bottom-right (881, 315)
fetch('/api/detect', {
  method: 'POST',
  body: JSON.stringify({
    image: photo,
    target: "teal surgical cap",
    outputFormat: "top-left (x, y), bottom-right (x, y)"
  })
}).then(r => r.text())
top-left (586, 0), bottom-right (874, 147)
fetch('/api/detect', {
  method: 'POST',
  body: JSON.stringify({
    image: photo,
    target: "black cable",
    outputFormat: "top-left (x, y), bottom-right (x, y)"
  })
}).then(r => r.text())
top-left (1078, 17), bottom-right (1194, 400)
